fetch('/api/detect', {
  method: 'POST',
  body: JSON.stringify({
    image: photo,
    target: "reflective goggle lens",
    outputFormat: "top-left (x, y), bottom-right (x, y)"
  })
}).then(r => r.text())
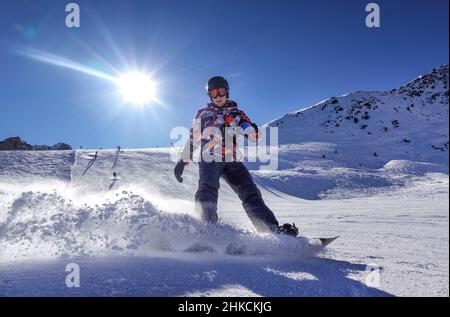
top-left (209, 88), bottom-right (227, 98)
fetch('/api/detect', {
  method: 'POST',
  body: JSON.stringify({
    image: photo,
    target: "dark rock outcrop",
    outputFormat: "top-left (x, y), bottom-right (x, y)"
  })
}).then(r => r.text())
top-left (0, 137), bottom-right (33, 150)
top-left (51, 143), bottom-right (72, 150)
top-left (0, 137), bottom-right (72, 151)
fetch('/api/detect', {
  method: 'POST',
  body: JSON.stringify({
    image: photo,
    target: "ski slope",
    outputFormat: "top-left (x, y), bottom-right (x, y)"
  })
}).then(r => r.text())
top-left (0, 147), bottom-right (447, 296)
top-left (0, 65), bottom-right (448, 296)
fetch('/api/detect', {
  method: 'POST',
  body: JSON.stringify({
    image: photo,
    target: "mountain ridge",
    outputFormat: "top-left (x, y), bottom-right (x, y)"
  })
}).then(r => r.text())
top-left (264, 65), bottom-right (448, 166)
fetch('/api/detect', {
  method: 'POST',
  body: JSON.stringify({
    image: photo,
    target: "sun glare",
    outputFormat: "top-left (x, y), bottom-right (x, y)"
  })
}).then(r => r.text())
top-left (116, 72), bottom-right (156, 105)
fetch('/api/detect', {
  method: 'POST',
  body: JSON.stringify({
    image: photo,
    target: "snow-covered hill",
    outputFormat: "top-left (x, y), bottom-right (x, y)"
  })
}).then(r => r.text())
top-left (0, 66), bottom-right (448, 297)
top-left (266, 65), bottom-right (448, 167)
top-left (250, 65), bottom-right (449, 199)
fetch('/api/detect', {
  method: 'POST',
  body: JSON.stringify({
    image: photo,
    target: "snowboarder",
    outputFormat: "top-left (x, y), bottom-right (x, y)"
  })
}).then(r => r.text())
top-left (174, 76), bottom-right (298, 236)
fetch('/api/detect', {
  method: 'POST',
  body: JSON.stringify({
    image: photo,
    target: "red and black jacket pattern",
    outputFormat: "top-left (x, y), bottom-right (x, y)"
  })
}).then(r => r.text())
top-left (182, 100), bottom-right (258, 162)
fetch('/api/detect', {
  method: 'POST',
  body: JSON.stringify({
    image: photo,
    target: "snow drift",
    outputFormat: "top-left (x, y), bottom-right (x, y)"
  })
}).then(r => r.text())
top-left (0, 181), bottom-right (323, 262)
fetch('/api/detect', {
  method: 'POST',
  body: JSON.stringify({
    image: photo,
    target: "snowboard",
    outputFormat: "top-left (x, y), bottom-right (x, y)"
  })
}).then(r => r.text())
top-left (183, 235), bottom-right (340, 255)
top-left (315, 236), bottom-right (339, 246)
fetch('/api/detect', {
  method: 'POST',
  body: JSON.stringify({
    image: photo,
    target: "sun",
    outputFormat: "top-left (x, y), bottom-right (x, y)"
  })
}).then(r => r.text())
top-left (116, 72), bottom-right (156, 105)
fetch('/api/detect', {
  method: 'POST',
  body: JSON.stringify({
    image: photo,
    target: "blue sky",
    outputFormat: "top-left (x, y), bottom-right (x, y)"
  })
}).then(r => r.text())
top-left (0, 0), bottom-right (448, 149)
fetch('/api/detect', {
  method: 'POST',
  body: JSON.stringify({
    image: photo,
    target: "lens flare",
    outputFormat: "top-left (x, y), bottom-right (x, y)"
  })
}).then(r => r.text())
top-left (14, 47), bottom-right (161, 107)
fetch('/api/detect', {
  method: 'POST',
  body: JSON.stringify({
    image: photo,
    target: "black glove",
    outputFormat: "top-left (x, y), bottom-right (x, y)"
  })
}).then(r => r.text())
top-left (174, 160), bottom-right (187, 183)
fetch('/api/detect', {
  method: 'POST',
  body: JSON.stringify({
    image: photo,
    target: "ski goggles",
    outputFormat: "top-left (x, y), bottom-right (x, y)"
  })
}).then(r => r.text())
top-left (208, 88), bottom-right (227, 98)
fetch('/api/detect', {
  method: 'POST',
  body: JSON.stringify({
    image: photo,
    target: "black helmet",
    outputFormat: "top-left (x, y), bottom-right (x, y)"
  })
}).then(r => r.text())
top-left (206, 76), bottom-right (229, 97)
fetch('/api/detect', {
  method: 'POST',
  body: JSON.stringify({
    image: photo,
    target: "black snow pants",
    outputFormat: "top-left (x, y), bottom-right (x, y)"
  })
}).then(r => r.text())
top-left (194, 161), bottom-right (279, 232)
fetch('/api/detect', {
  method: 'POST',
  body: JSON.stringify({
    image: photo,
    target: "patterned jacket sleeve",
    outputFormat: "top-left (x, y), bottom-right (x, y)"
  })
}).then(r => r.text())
top-left (237, 110), bottom-right (258, 136)
top-left (180, 110), bottom-right (202, 163)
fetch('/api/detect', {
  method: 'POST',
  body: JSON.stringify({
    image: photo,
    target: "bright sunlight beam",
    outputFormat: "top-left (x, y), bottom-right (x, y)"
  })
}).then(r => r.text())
top-left (14, 47), bottom-right (162, 107)
top-left (14, 47), bottom-right (117, 81)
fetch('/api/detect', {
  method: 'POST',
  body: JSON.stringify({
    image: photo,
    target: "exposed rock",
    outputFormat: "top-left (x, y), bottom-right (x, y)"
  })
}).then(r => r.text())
top-left (0, 137), bottom-right (32, 150)
top-left (0, 137), bottom-right (72, 151)
top-left (32, 145), bottom-right (52, 151)
top-left (51, 143), bottom-right (72, 150)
